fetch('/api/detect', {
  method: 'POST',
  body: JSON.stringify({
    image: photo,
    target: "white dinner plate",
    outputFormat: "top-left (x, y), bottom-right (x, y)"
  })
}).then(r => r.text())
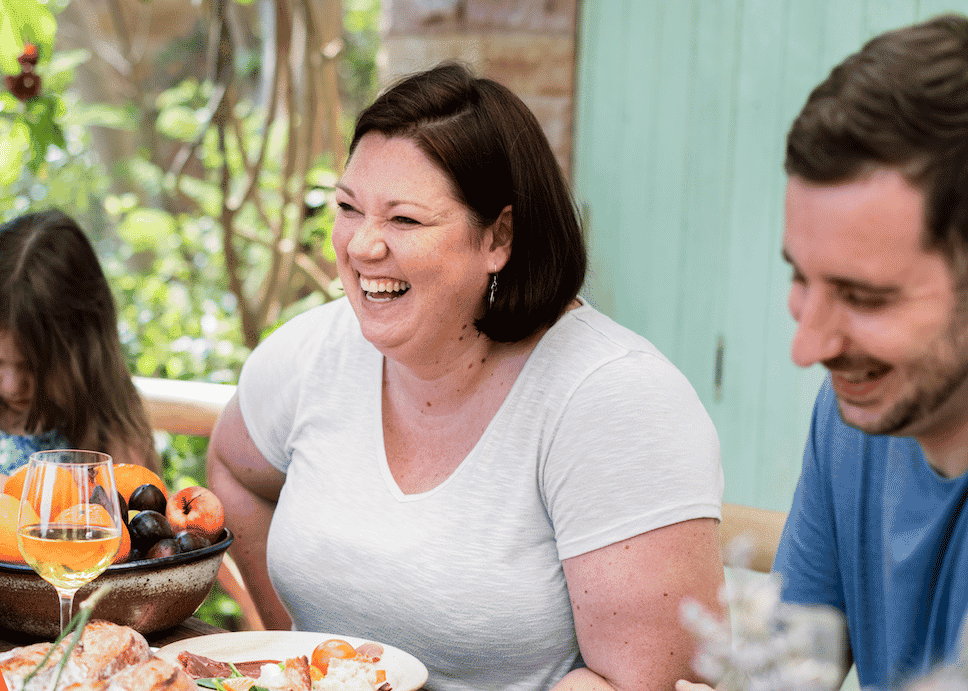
top-left (156, 631), bottom-right (428, 691)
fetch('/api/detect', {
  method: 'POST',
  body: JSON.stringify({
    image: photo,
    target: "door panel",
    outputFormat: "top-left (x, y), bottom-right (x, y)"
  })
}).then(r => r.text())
top-left (573, 0), bottom-right (934, 512)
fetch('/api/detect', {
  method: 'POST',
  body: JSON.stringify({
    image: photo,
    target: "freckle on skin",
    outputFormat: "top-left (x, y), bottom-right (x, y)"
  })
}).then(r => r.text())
top-left (426, 401), bottom-right (431, 407)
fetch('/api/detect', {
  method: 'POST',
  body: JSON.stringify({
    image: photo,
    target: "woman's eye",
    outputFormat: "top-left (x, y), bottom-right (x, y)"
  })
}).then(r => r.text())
top-left (391, 215), bottom-right (420, 226)
top-left (336, 202), bottom-right (359, 214)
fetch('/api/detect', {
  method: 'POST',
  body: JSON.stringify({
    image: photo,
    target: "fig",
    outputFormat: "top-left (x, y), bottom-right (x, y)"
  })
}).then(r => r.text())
top-left (117, 491), bottom-right (129, 525)
top-left (129, 483), bottom-right (167, 514)
top-left (128, 509), bottom-right (174, 554)
top-left (174, 530), bottom-right (211, 553)
top-left (145, 538), bottom-right (179, 559)
top-left (90, 485), bottom-right (110, 509)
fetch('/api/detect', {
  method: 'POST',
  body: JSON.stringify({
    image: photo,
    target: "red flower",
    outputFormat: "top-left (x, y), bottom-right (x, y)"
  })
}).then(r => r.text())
top-left (18, 44), bottom-right (39, 69)
top-left (6, 71), bottom-right (42, 101)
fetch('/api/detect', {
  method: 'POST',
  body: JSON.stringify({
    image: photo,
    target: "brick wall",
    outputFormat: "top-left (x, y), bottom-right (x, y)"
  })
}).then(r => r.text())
top-left (380, 0), bottom-right (579, 178)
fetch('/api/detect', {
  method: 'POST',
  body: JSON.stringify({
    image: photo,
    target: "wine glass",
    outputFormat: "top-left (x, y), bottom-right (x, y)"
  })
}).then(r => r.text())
top-left (16, 449), bottom-right (123, 634)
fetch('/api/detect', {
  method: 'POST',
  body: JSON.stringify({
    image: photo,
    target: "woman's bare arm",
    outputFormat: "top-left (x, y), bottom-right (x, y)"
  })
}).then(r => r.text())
top-left (552, 517), bottom-right (726, 691)
top-left (206, 393), bottom-right (292, 630)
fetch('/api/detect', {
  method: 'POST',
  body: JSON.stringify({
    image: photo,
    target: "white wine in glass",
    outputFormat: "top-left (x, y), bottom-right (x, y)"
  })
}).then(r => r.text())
top-left (17, 449), bottom-right (123, 633)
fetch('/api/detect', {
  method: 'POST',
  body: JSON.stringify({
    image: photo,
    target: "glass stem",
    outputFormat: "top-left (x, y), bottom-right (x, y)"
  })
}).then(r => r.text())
top-left (55, 588), bottom-right (77, 634)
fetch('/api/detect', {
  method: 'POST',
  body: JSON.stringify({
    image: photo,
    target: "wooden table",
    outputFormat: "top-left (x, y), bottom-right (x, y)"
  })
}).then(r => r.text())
top-left (0, 616), bottom-right (226, 653)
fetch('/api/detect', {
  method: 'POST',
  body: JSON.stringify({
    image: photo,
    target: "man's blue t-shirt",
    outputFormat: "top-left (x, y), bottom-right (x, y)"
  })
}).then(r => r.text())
top-left (774, 379), bottom-right (968, 690)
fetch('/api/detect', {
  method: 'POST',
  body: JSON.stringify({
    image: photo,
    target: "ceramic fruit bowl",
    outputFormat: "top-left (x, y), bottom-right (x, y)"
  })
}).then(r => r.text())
top-left (0, 528), bottom-right (232, 638)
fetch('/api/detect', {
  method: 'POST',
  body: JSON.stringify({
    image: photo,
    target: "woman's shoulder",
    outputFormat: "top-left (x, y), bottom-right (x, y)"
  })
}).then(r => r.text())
top-left (241, 297), bottom-right (372, 388)
top-left (542, 301), bottom-right (676, 372)
top-left (255, 297), bottom-right (362, 354)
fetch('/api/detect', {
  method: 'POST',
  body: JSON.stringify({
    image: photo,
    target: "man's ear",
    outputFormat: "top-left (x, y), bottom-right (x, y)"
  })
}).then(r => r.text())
top-left (489, 205), bottom-right (513, 269)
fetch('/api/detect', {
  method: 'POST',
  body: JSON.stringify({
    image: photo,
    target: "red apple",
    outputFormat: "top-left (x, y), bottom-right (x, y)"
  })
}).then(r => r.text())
top-left (165, 486), bottom-right (225, 544)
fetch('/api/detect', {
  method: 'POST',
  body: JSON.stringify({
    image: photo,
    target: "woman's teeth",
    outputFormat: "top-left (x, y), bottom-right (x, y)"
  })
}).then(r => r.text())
top-left (360, 277), bottom-right (410, 301)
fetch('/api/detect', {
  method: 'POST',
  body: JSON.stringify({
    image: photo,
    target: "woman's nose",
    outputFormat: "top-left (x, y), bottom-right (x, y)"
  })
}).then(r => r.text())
top-left (788, 287), bottom-right (847, 368)
top-left (346, 216), bottom-right (389, 261)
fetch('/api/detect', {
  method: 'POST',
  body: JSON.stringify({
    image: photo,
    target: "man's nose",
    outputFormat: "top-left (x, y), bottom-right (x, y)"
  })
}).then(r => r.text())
top-left (789, 289), bottom-right (847, 368)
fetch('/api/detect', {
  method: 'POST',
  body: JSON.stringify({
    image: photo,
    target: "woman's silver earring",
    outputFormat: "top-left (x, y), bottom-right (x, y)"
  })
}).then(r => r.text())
top-left (488, 273), bottom-right (498, 308)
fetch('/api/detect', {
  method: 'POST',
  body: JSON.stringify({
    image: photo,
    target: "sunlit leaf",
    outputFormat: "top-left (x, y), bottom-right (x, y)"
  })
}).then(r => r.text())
top-left (177, 176), bottom-right (222, 216)
top-left (118, 208), bottom-right (178, 252)
top-left (73, 103), bottom-right (136, 130)
top-left (42, 48), bottom-right (90, 92)
top-left (156, 105), bottom-right (202, 142)
top-left (156, 79), bottom-right (199, 110)
top-left (0, 117), bottom-right (27, 183)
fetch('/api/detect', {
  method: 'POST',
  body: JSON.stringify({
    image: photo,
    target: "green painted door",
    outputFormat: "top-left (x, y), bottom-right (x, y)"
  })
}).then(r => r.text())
top-left (572, 0), bottom-right (966, 512)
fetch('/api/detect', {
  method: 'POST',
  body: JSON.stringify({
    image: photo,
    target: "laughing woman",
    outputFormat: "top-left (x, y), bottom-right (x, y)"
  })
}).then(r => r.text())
top-left (208, 63), bottom-right (725, 691)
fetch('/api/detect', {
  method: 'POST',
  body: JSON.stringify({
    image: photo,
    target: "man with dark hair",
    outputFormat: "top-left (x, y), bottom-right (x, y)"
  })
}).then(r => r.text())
top-left (680, 13), bottom-right (968, 691)
top-left (776, 15), bottom-right (968, 690)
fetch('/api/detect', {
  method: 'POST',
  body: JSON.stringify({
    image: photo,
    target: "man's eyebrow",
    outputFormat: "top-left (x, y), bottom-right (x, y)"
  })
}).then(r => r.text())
top-left (780, 249), bottom-right (898, 293)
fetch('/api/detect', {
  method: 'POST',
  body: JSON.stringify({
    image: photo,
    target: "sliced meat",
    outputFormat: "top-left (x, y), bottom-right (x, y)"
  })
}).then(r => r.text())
top-left (175, 652), bottom-right (279, 680)
top-left (281, 656), bottom-right (311, 691)
top-left (106, 657), bottom-right (196, 691)
top-left (354, 643), bottom-right (383, 663)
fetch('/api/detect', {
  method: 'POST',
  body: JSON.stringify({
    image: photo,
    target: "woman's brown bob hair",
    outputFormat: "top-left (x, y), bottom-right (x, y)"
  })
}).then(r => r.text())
top-left (349, 62), bottom-right (587, 343)
top-left (0, 209), bottom-right (158, 470)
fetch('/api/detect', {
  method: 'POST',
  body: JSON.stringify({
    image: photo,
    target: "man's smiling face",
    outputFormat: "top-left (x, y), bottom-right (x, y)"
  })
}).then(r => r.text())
top-left (783, 168), bottom-right (968, 440)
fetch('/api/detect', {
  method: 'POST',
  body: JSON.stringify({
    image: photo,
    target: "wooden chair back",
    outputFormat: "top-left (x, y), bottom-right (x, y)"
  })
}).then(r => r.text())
top-left (720, 502), bottom-right (787, 573)
top-left (132, 377), bottom-right (265, 629)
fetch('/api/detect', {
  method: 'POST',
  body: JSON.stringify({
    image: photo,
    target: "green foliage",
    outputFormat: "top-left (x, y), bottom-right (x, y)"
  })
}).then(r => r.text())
top-left (0, 0), bottom-right (380, 632)
top-left (0, 0), bottom-right (55, 74)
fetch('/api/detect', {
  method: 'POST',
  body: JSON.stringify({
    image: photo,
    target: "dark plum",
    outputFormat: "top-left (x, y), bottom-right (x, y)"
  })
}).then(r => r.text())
top-left (174, 530), bottom-right (211, 553)
top-left (128, 510), bottom-right (174, 554)
top-left (145, 538), bottom-right (180, 559)
top-left (128, 483), bottom-right (167, 514)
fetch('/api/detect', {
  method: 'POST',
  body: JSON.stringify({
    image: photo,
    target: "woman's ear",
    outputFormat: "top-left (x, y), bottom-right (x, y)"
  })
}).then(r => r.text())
top-left (488, 205), bottom-right (513, 270)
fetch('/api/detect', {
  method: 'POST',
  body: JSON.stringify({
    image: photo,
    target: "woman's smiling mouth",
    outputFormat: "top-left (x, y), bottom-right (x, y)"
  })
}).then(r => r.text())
top-left (360, 276), bottom-right (411, 302)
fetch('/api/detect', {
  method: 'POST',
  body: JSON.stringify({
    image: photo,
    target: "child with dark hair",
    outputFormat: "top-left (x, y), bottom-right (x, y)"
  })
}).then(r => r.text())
top-left (0, 209), bottom-right (159, 480)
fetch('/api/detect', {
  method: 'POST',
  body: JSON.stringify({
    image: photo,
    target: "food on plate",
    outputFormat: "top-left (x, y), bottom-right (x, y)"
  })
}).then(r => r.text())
top-left (165, 487), bottom-right (225, 544)
top-left (0, 620), bottom-right (194, 691)
top-left (177, 639), bottom-right (390, 691)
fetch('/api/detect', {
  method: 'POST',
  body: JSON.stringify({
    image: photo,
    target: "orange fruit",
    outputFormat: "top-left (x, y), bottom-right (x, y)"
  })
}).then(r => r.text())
top-left (0, 493), bottom-right (39, 564)
top-left (55, 503), bottom-right (130, 564)
top-left (18, 466), bottom-right (81, 519)
top-left (2, 465), bottom-right (30, 501)
top-left (113, 464), bottom-right (167, 503)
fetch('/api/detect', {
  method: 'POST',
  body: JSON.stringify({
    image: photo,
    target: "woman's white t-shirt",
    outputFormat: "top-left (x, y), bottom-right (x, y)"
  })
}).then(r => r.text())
top-left (238, 297), bottom-right (722, 691)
